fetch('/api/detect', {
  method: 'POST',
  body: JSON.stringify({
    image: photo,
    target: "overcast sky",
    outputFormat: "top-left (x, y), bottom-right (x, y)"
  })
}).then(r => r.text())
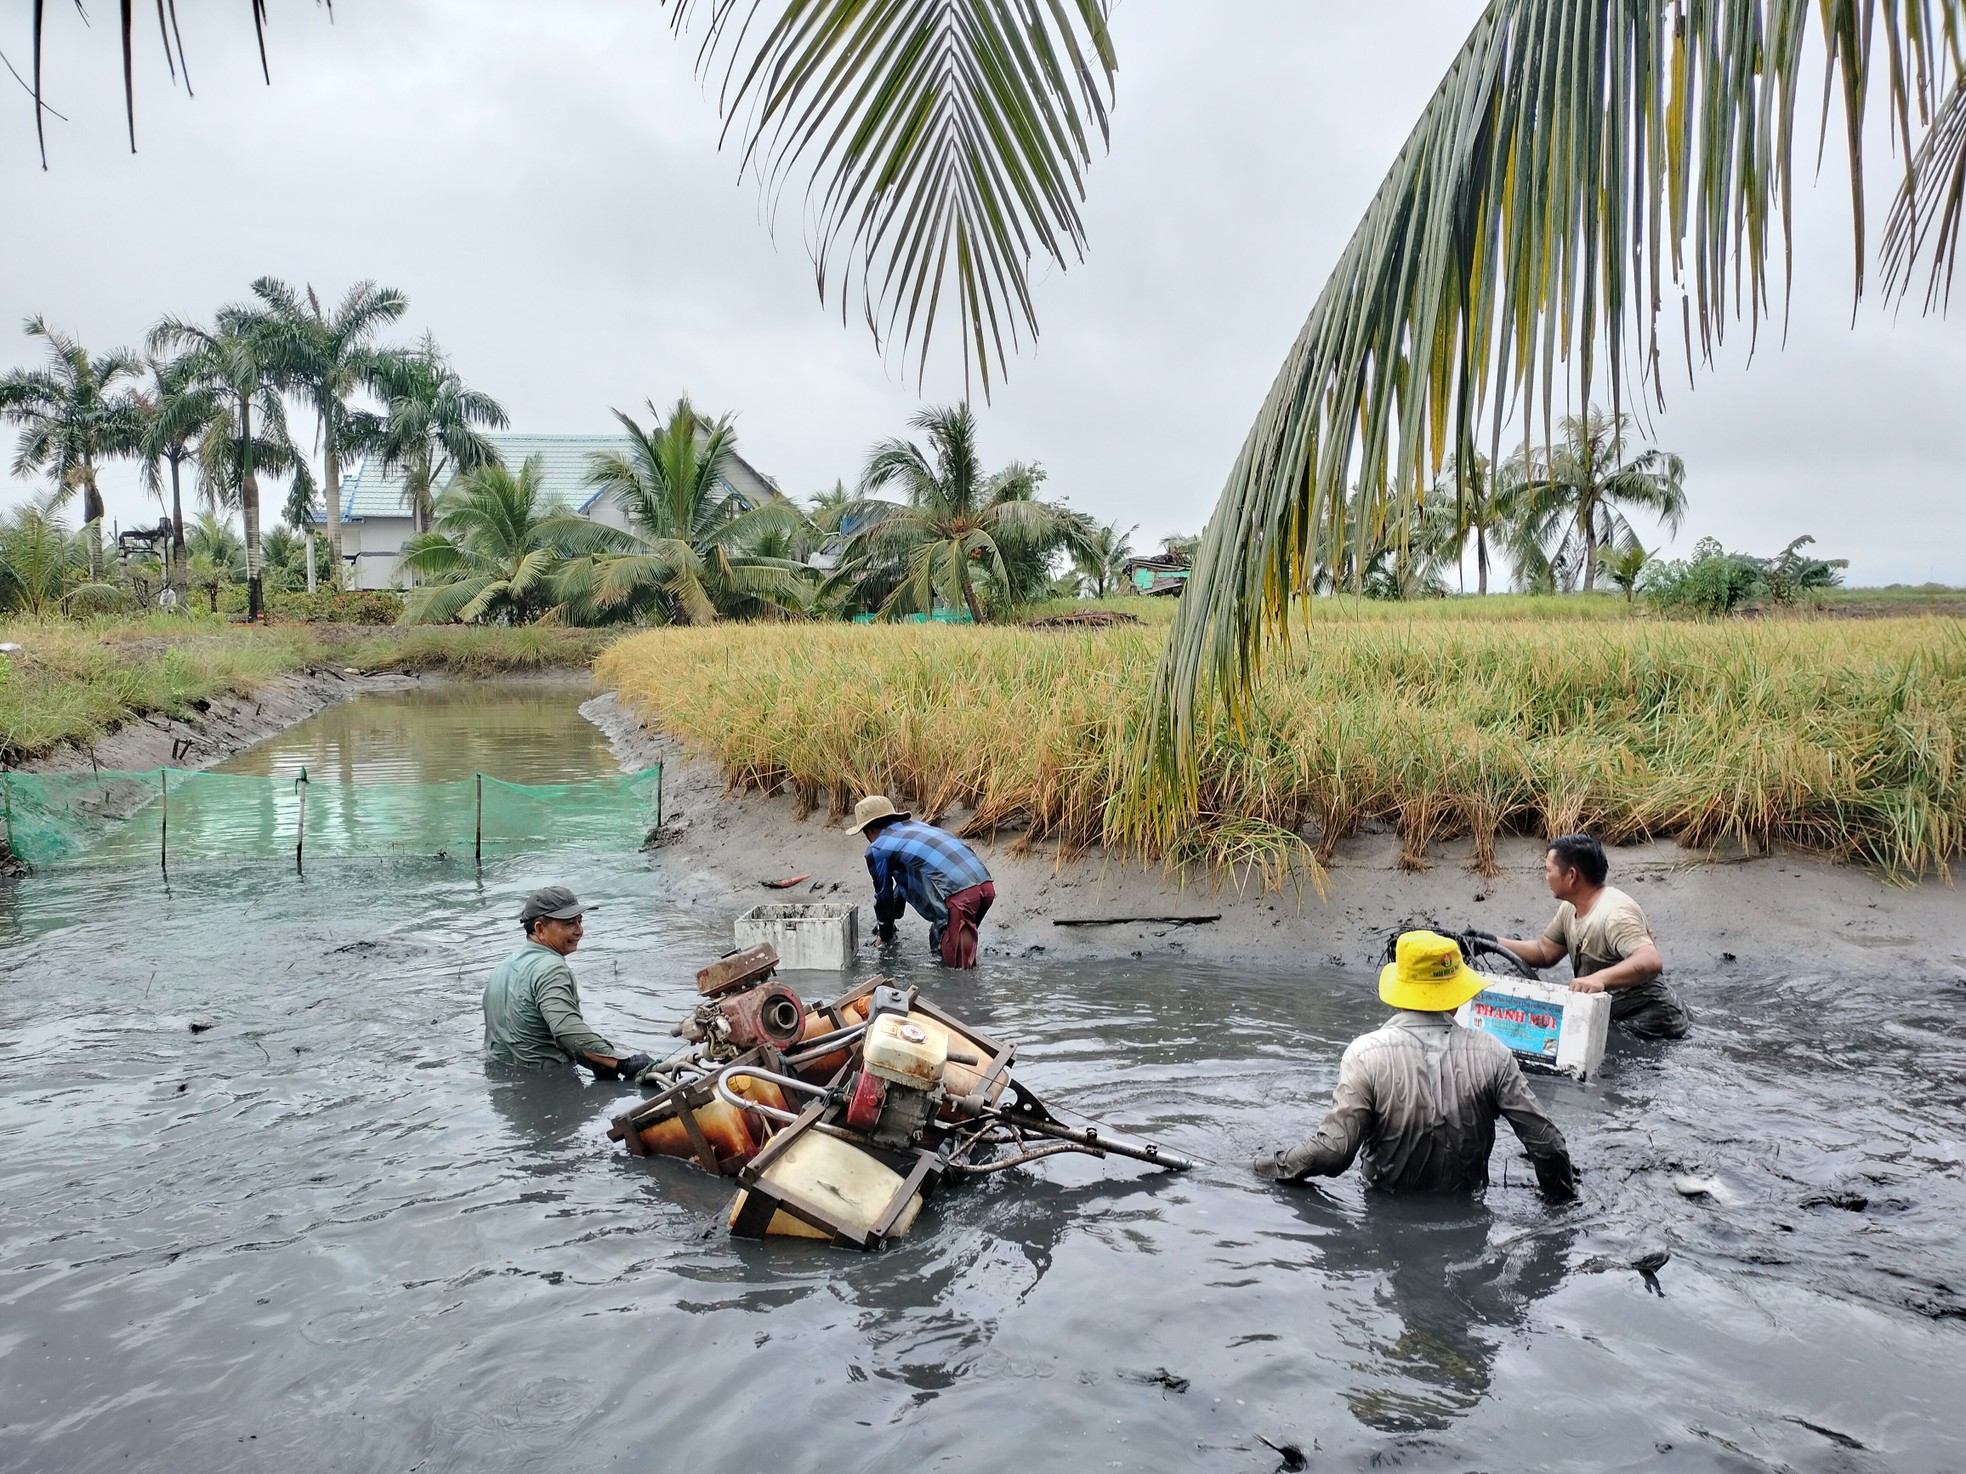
top-left (2, 2), bottom-right (1960, 585)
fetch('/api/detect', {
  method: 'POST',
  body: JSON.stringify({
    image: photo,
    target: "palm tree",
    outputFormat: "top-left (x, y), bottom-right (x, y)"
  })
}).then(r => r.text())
top-left (0, 317), bottom-right (145, 578)
top-left (365, 336), bottom-right (506, 535)
top-left (1074, 521), bottom-right (1137, 598)
top-left (398, 458), bottom-right (616, 625)
top-left (136, 354), bottom-right (221, 589)
top-left (0, 500), bottom-right (95, 618)
top-left (1603, 543), bottom-right (1652, 608)
top-left (1426, 453), bottom-right (1504, 596)
top-left (568, 397), bottom-right (811, 625)
top-left (253, 276), bottom-right (409, 587)
top-left (150, 303), bottom-right (296, 621)
top-left (833, 404), bottom-right (1087, 623)
top-left (1494, 411), bottom-right (1687, 595)
top-left (185, 511), bottom-right (247, 615)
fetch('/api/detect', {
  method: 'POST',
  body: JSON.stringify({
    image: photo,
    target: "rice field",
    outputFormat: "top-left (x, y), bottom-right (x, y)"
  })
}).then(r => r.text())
top-left (599, 610), bottom-right (1966, 882)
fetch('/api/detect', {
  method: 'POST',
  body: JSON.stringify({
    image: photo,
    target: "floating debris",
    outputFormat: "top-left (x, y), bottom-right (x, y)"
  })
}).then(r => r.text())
top-left (1258, 1435), bottom-right (1308, 1471)
top-left (1798, 1189), bottom-right (1869, 1212)
top-left (1672, 1174), bottom-right (1735, 1204)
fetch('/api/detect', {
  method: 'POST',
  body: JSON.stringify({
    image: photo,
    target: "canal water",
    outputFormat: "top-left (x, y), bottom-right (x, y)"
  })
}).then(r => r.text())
top-left (2, 686), bottom-right (1961, 1471)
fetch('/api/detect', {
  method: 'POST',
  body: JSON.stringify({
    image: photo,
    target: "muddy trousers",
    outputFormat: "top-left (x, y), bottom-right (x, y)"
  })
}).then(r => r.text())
top-left (935, 882), bottom-right (996, 968)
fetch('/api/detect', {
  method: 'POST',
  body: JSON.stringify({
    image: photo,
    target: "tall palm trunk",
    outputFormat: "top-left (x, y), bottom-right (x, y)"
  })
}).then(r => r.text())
top-left (957, 559), bottom-right (984, 624)
top-left (239, 396), bottom-right (264, 622)
top-left (167, 453), bottom-right (187, 589)
top-left (1476, 526), bottom-right (1490, 595)
top-left (81, 452), bottom-right (104, 578)
top-left (322, 439), bottom-right (344, 590)
top-left (1579, 494), bottom-right (1600, 592)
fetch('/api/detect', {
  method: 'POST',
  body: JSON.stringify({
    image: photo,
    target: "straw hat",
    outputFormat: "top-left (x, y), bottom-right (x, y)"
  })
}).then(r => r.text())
top-left (1378, 930), bottom-right (1487, 1012)
top-left (845, 794), bottom-right (911, 835)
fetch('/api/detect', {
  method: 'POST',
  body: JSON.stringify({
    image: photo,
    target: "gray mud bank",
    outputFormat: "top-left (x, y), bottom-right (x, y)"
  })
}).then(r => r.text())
top-left (585, 692), bottom-right (1966, 980)
top-left (17, 668), bottom-right (424, 777)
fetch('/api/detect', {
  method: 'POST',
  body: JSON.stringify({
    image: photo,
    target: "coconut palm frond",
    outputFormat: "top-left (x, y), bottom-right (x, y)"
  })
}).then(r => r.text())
top-left (663, 0), bottom-right (1116, 394)
top-left (1145, 0), bottom-right (1965, 812)
top-left (1885, 71), bottom-right (1966, 310)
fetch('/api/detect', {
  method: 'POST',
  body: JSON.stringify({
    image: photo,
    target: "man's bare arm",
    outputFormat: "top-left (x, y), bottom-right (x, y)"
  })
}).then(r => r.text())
top-left (1496, 934), bottom-right (1566, 968)
top-left (1567, 939), bottom-right (1663, 994)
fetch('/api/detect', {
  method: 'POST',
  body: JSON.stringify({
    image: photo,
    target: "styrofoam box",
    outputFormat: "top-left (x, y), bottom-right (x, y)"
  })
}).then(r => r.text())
top-left (1454, 972), bottom-right (1609, 1081)
top-left (735, 902), bottom-right (860, 971)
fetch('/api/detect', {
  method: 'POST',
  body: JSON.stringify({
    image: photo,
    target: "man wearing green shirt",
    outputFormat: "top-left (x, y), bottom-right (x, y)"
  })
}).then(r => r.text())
top-left (483, 886), bottom-right (654, 1079)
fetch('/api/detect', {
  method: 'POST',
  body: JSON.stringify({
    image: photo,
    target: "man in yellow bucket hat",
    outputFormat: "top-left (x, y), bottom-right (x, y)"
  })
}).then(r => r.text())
top-left (1253, 930), bottom-right (1577, 1198)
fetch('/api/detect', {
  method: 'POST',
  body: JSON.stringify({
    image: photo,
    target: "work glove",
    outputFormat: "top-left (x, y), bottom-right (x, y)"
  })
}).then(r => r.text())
top-left (615, 1052), bottom-right (656, 1082)
top-left (1250, 1150), bottom-right (1291, 1181)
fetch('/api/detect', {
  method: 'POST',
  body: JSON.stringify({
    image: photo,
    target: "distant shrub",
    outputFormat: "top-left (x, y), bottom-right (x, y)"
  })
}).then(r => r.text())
top-left (218, 587), bottom-right (406, 623)
top-left (1645, 535), bottom-right (1845, 615)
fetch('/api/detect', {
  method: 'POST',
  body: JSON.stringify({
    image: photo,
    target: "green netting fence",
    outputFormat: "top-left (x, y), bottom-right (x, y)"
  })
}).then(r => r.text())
top-left (0, 766), bottom-right (662, 868)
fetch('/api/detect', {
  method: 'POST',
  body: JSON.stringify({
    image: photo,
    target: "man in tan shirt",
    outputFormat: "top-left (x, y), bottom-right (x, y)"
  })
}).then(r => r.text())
top-left (1253, 931), bottom-right (1577, 1198)
top-left (1486, 834), bottom-right (1690, 1040)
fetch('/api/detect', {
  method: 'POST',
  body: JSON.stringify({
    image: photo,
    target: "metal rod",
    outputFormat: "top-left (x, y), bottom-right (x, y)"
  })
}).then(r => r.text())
top-left (779, 1022), bottom-right (869, 1067)
top-left (1002, 1115), bottom-right (1193, 1171)
top-left (159, 769), bottom-right (168, 872)
top-left (294, 767), bottom-right (307, 874)
top-left (713, 1063), bottom-right (831, 1124)
top-left (474, 772), bottom-right (482, 864)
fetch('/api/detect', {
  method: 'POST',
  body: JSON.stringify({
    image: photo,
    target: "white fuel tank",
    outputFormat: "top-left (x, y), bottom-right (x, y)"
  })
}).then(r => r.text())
top-left (862, 1012), bottom-right (949, 1090)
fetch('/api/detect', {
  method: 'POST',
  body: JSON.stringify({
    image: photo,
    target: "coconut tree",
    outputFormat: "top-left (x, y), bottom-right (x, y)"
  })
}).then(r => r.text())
top-left (567, 397), bottom-right (811, 625)
top-left (136, 353), bottom-right (222, 589)
top-left (0, 500), bottom-right (96, 617)
top-left (0, 317), bottom-right (145, 578)
top-left (185, 511), bottom-right (247, 615)
top-left (365, 336), bottom-right (506, 535)
top-left (1494, 411), bottom-right (1687, 594)
top-left (832, 404), bottom-right (1088, 623)
top-left (1426, 453), bottom-right (1503, 596)
top-left (253, 276), bottom-right (409, 587)
top-left (1074, 521), bottom-right (1137, 598)
top-left (150, 303), bottom-right (297, 621)
top-left (398, 457), bottom-right (618, 625)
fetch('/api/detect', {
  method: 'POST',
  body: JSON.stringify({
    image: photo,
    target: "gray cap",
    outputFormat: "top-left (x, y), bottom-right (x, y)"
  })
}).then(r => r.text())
top-left (518, 885), bottom-right (585, 924)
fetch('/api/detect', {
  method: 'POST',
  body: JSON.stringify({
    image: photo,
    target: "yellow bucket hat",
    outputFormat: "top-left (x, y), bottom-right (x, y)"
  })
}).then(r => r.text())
top-left (1379, 930), bottom-right (1488, 1012)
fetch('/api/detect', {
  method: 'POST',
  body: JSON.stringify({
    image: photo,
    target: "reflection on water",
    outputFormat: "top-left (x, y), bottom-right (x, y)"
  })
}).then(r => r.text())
top-left (62, 681), bottom-right (655, 867)
top-left (218, 678), bottom-right (617, 785)
top-left (0, 846), bottom-right (1962, 1469)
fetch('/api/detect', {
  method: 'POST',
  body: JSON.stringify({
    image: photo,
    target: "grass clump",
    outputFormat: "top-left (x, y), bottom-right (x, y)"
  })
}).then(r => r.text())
top-left (334, 625), bottom-right (619, 676)
top-left (599, 609), bottom-right (1966, 882)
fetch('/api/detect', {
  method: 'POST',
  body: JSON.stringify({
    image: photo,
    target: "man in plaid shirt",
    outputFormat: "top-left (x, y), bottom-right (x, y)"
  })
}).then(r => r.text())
top-left (845, 795), bottom-right (996, 968)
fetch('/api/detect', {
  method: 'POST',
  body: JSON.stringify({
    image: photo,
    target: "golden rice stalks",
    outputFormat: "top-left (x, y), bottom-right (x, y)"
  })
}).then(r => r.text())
top-left (597, 615), bottom-right (1965, 884)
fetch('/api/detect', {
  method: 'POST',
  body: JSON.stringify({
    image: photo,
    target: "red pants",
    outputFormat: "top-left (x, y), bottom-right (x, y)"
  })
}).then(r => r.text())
top-left (939, 881), bottom-right (995, 968)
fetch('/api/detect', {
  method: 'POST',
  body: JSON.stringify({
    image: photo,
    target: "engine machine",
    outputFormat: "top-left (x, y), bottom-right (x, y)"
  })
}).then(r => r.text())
top-left (609, 949), bottom-right (1191, 1250)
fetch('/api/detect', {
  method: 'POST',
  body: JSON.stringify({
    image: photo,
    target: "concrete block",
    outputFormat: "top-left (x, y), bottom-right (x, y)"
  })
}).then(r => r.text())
top-left (736, 902), bottom-right (860, 971)
top-left (1455, 973), bottom-right (1609, 1081)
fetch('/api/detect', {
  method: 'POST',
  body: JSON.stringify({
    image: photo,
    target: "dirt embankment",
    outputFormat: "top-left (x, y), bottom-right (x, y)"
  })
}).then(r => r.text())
top-left (16, 668), bottom-right (423, 777)
top-left (584, 692), bottom-right (1966, 982)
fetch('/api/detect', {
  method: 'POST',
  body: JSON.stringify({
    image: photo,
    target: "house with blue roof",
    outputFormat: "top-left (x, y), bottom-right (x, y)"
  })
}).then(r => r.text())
top-left (313, 432), bottom-right (780, 589)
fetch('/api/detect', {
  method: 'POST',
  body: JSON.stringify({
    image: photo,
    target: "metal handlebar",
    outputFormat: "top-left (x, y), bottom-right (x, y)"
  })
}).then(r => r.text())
top-left (713, 1063), bottom-right (832, 1125)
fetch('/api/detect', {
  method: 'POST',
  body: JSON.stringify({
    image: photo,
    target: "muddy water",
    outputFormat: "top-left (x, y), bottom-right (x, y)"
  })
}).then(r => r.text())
top-left (3, 693), bottom-right (1964, 1471)
top-left (216, 678), bottom-right (619, 785)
